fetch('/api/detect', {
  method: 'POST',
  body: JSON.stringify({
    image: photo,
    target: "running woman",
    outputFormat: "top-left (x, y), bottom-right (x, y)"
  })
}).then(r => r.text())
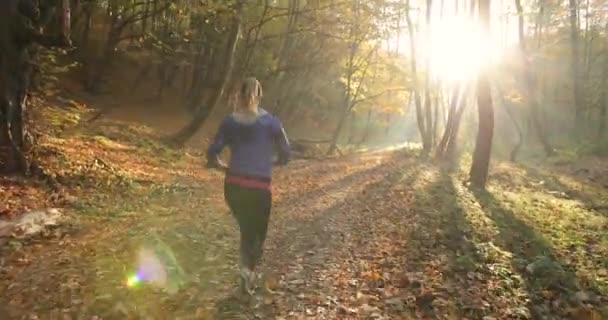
top-left (206, 77), bottom-right (290, 295)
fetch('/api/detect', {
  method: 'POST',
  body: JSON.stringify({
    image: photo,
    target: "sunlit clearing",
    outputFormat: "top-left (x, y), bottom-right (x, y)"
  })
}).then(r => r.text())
top-left (428, 17), bottom-right (500, 83)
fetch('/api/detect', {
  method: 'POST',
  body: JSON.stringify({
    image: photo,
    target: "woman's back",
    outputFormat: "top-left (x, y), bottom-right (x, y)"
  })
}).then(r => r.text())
top-left (214, 108), bottom-right (288, 178)
top-left (206, 77), bottom-right (290, 295)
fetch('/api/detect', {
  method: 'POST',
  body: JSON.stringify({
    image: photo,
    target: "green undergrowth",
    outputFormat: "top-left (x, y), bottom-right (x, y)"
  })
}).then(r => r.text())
top-left (413, 159), bottom-right (608, 318)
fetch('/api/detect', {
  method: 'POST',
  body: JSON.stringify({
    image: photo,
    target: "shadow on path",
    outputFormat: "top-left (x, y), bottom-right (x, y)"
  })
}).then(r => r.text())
top-left (397, 170), bottom-right (493, 318)
top-left (212, 151), bottom-right (413, 319)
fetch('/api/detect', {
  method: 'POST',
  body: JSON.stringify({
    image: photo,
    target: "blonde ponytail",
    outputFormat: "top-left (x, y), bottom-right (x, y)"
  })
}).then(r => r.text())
top-left (238, 77), bottom-right (263, 113)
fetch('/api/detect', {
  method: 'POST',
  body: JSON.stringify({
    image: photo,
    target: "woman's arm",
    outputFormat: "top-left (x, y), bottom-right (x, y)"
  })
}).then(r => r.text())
top-left (206, 117), bottom-right (230, 169)
top-left (272, 118), bottom-right (290, 165)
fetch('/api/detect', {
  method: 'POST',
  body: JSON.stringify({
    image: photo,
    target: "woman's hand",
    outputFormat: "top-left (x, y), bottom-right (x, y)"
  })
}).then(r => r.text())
top-left (206, 157), bottom-right (228, 171)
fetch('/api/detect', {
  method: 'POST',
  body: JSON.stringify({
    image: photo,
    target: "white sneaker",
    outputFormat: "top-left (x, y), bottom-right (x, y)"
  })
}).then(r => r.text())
top-left (239, 266), bottom-right (256, 295)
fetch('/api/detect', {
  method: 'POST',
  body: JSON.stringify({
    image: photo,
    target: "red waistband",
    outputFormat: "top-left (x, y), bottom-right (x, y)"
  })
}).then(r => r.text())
top-left (225, 176), bottom-right (271, 190)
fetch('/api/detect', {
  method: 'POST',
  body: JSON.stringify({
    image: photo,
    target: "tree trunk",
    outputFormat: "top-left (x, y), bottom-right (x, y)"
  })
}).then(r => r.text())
top-left (469, 0), bottom-right (494, 189)
top-left (422, 0), bottom-right (434, 154)
top-left (569, 0), bottom-right (582, 127)
top-left (514, 0), bottom-right (554, 156)
top-left (582, 0), bottom-right (592, 116)
top-left (432, 91), bottom-right (440, 146)
top-left (327, 42), bottom-right (376, 155)
top-left (80, 2), bottom-right (93, 50)
top-left (87, 26), bottom-right (120, 92)
top-left (436, 84), bottom-right (468, 162)
top-left (241, 0), bottom-right (271, 74)
top-left (186, 44), bottom-right (212, 113)
top-left (599, 25), bottom-right (608, 139)
top-left (358, 107), bottom-right (373, 147)
top-left (151, 0), bottom-right (158, 33)
top-left (170, 0), bottom-right (245, 146)
top-left (405, 0), bottom-right (428, 152)
top-left (600, 92), bottom-right (607, 139)
top-left (1, 0), bottom-right (70, 174)
top-left (348, 112), bottom-right (357, 144)
top-left (445, 98), bottom-right (467, 161)
top-left (436, 86), bottom-right (459, 159)
top-left (436, 88), bottom-right (457, 159)
top-left (69, 0), bottom-right (81, 30)
top-left (269, 0), bottom-right (301, 104)
top-left (142, 0), bottom-right (150, 35)
top-left (328, 109), bottom-right (350, 154)
top-left (328, 2), bottom-right (359, 155)
top-left (423, 92), bottom-right (433, 153)
top-left (494, 80), bottom-right (523, 162)
top-left (60, 0), bottom-right (72, 44)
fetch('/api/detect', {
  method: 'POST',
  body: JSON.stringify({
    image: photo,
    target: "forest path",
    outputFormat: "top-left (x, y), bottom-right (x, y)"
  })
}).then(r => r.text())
top-left (1, 113), bottom-right (607, 319)
top-left (0, 144), bottom-right (419, 319)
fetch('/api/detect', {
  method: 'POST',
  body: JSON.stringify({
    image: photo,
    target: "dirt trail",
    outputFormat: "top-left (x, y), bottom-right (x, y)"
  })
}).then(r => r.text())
top-left (0, 146), bottom-right (417, 319)
top-left (1, 105), bottom-right (607, 319)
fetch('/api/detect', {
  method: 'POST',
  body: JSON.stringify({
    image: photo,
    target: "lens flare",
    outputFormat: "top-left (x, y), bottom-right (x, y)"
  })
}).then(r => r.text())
top-left (126, 274), bottom-right (141, 287)
top-left (123, 241), bottom-right (185, 294)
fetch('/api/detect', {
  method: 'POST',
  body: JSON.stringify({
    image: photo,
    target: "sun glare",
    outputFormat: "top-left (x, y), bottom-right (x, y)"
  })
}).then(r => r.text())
top-left (427, 17), bottom-right (499, 83)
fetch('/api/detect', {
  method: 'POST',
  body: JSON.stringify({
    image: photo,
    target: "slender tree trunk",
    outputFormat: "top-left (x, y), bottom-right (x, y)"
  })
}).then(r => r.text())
top-left (151, 0), bottom-right (158, 33)
top-left (469, 0), bottom-right (494, 189)
top-left (328, 109), bottom-right (350, 154)
top-left (494, 79), bottom-right (523, 162)
top-left (80, 2), bottom-right (93, 50)
top-left (422, 0), bottom-right (434, 154)
top-left (436, 84), bottom-right (467, 161)
top-left (270, 0), bottom-right (301, 102)
top-left (186, 44), bottom-right (213, 113)
top-left (171, 0), bottom-right (245, 146)
top-left (600, 89), bottom-right (607, 139)
top-left (582, 0), bottom-right (594, 133)
top-left (436, 88), bottom-right (458, 159)
top-left (432, 92), bottom-right (440, 146)
top-left (87, 24), bottom-right (120, 92)
top-left (328, 1), bottom-right (360, 155)
top-left (569, 0), bottom-right (582, 128)
top-left (599, 24), bottom-right (608, 139)
top-left (142, 0), bottom-right (150, 35)
top-left (60, 0), bottom-right (72, 43)
top-left (241, 0), bottom-right (271, 74)
top-left (514, 0), bottom-right (554, 156)
top-left (70, 0), bottom-right (81, 30)
top-left (445, 100), bottom-right (467, 162)
top-left (1, 0), bottom-right (70, 174)
top-left (405, 0), bottom-right (428, 152)
top-left (358, 107), bottom-right (373, 146)
top-left (348, 113), bottom-right (357, 144)
top-left (435, 0), bottom-right (465, 162)
top-left (328, 42), bottom-right (377, 155)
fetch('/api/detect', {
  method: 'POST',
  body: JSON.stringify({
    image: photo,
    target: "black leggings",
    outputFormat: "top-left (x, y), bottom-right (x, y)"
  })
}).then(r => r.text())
top-left (224, 182), bottom-right (271, 271)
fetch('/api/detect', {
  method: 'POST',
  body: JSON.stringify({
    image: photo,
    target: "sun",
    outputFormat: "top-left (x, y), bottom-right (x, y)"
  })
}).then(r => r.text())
top-left (427, 17), bottom-right (499, 83)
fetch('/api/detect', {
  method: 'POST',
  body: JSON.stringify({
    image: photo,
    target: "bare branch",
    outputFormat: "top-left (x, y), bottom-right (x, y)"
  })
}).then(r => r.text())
top-left (245, 1), bottom-right (351, 34)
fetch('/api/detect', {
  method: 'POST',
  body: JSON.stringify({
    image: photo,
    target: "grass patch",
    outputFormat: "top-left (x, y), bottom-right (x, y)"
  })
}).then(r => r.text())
top-left (402, 159), bottom-right (608, 318)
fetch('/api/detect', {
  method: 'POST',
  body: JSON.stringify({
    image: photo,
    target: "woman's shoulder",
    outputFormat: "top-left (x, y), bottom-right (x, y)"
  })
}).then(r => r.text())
top-left (225, 108), bottom-right (280, 127)
top-left (257, 108), bottom-right (281, 122)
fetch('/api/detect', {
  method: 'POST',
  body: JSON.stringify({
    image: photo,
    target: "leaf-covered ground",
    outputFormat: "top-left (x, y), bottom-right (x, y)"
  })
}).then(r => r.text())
top-left (1, 102), bottom-right (607, 319)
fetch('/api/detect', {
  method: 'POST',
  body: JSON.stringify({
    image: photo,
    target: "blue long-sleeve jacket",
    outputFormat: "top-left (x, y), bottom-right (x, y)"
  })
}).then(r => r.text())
top-left (207, 109), bottom-right (290, 179)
